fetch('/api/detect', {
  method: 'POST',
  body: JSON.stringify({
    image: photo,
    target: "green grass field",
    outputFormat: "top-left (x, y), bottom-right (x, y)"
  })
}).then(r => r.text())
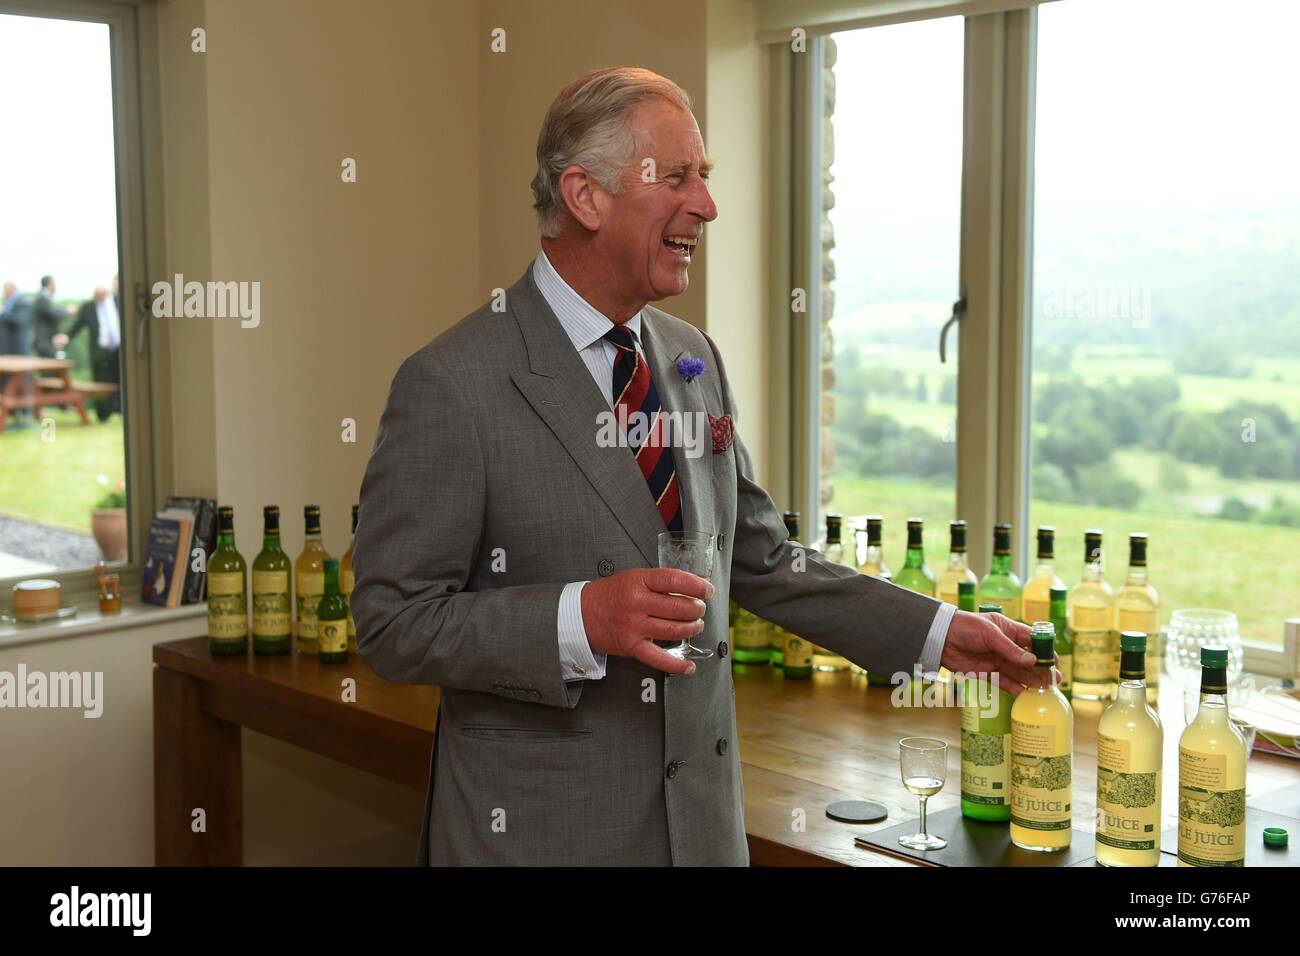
top-left (826, 474), bottom-right (1289, 648)
top-left (0, 409), bottom-right (125, 531)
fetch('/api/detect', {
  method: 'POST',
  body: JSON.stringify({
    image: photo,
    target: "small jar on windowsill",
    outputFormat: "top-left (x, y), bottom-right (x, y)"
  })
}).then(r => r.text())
top-left (96, 569), bottom-right (122, 616)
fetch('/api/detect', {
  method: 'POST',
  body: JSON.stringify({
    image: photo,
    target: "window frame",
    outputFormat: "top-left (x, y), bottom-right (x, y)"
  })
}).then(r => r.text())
top-left (785, 2), bottom-right (1286, 675)
top-left (0, 0), bottom-right (169, 606)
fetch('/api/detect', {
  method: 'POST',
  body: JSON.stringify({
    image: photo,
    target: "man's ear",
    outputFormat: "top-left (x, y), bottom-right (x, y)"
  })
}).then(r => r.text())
top-left (558, 164), bottom-right (603, 232)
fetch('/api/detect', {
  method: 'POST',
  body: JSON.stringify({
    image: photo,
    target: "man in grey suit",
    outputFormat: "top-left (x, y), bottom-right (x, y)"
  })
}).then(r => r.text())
top-left (352, 67), bottom-right (1038, 866)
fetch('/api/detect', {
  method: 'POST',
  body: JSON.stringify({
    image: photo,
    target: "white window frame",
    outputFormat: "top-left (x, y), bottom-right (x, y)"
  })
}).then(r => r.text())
top-left (783, 2), bottom-right (1285, 676)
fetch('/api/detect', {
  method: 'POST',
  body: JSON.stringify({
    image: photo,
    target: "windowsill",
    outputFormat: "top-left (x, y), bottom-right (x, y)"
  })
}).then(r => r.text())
top-left (0, 595), bottom-right (206, 650)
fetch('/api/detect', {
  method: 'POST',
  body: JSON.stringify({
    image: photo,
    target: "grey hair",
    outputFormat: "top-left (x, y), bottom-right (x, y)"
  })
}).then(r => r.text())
top-left (531, 67), bottom-right (693, 238)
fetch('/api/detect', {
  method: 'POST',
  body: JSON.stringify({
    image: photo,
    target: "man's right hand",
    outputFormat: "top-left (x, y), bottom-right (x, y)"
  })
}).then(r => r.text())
top-left (580, 568), bottom-right (715, 676)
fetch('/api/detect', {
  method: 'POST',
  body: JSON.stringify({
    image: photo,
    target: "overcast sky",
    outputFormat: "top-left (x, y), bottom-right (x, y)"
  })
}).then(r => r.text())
top-left (0, 13), bottom-right (117, 301)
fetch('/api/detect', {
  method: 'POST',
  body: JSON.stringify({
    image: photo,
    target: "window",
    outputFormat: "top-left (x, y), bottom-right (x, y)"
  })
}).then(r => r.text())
top-left (822, 17), bottom-right (965, 560)
top-left (0, 2), bottom-right (157, 596)
top-left (1029, 0), bottom-right (1300, 649)
top-left (801, 0), bottom-right (1292, 666)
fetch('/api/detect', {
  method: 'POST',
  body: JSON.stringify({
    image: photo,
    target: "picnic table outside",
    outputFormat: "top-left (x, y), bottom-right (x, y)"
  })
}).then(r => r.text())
top-left (0, 355), bottom-right (118, 432)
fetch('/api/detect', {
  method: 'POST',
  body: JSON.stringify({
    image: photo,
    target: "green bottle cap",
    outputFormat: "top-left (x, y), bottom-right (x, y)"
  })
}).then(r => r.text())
top-left (1049, 585), bottom-right (1068, 600)
top-left (1120, 631), bottom-right (1147, 653)
top-left (324, 558), bottom-right (339, 573)
top-left (978, 603), bottom-right (1002, 613)
top-left (1201, 645), bottom-right (1229, 668)
top-left (1263, 827), bottom-right (1288, 847)
top-left (958, 581), bottom-right (975, 596)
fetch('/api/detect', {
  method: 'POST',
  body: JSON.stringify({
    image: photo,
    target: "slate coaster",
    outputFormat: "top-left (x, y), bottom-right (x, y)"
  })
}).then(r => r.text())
top-left (1158, 808), bottom-right (1297, 867)
top-left (854, 806), bottom-right (1094, 867)
top-left (826, 799), bottom-right (889, 824)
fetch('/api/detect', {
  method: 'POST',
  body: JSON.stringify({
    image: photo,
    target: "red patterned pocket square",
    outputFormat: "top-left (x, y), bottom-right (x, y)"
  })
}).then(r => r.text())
top-left (709, 413), bottom-right (734, 454)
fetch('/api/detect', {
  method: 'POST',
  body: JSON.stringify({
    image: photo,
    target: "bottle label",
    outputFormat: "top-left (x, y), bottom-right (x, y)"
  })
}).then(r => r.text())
top-left (1117, 609), bottom-right (1158, 635)
top-left (1011, 720), bottom-right (1071, 830)
top-left (734, 612), bottom-right (769, 650)
top-left (1178, 748), bottom-right (1245, 866)
top-left (319, 619), bottom-right (348, 656)
top-left (1023, 597), bottom-right (1050, 624)
top-left (782, 634), bottom-right (812, 668)
top-left (342, 568), bottom-right (356, 638)
top-left (207, 571), bottom-right (247, 640)
top-left (1071, 630), bottom-right (1113, 683)
top-left (960, 708), bottom-right (1010, 806)
top-left (1096, 734), bottom-right (1159, 851)
top-left (1057, 654), bottom-right (1072, 692)
top-left (296, 571), bottom-right (324, 639)
top-left (252, 570), bottom-right (291, 636)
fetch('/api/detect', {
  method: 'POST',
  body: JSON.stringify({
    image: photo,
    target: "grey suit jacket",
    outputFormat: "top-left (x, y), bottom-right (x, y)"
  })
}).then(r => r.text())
top-left (352, 263), bottom-right (944, 865)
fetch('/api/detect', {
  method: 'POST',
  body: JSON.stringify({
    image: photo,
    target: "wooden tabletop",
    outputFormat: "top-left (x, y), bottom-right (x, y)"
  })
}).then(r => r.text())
top-left (0, 355), bottom-right (74, 373)
top-left (153, 638), bottom-right (1300, 866)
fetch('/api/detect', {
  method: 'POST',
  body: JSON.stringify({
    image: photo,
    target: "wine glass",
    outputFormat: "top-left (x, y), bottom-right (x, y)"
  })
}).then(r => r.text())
top-left (656, 530), bottom-right (715, 662)
top-left (898, 737), bottom-right (948, 850)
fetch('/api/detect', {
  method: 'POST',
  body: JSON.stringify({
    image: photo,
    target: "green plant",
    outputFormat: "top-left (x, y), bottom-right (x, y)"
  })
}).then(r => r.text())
top-left (94, 477), bottom-right (126, 510)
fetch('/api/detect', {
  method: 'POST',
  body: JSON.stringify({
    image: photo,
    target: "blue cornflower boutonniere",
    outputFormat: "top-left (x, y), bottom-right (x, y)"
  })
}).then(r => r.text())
top-left (675, 356), bottom-right (708, 384)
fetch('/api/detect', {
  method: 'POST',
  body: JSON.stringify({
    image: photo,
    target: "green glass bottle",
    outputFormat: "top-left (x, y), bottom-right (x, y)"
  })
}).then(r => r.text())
top-left (979, 522), bottom-right (1023, 621)
top-left (251, 505), bottom-right (292, 654)
top-left (778, 511), bottom-right (812, 678)
top-left (813, 514), bottom-right (850, 671)
top-left (958, 580), bottom-right (976, 612)
top-left (1049, 585), bottom-right (1072, 700)
top-left (207, 505), bottom-right (248, 655)
top-left (894, 518), bottom-right (935, 596)
top-left (960, 601), bottom-right (1014, 821)
top-left (317, 558), bottom-right (349, 664)
top-left (731, 600), bottom-right (772, 665)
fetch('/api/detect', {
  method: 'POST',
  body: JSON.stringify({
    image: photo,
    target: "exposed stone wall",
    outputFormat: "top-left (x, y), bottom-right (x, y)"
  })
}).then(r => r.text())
top-left (820, 38), bottom-right (838, 510)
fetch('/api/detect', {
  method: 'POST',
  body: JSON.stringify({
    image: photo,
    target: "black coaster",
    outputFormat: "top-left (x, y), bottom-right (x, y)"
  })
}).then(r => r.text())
top-left (854, 806), bottom-right (1096, 866)
top-left (826, 800), bottom-right (889, 824)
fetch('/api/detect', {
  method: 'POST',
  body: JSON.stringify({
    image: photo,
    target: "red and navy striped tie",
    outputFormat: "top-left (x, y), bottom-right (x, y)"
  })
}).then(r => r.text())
top-left (604, 325), bottom-right (683, 533)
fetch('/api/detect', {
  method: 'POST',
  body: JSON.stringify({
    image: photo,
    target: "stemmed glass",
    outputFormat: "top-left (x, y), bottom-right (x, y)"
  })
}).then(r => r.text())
top-left (898, 737), bottom-right (948, 850)
top-left (656, 530), bottom-right (715, 662)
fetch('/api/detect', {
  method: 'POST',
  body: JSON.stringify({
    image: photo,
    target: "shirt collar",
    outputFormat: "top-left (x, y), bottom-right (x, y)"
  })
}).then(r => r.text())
top-left (532, 249), bottom-right (642, 351)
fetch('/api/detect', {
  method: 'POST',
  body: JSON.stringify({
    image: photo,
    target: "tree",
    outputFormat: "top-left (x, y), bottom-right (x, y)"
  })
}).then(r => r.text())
top-left (1169, 414), bottom-right (1224, 468)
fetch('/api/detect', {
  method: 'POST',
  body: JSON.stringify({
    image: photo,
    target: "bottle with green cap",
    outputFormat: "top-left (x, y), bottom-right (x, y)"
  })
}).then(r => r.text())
top-left (317, 558), bottom-right (349, 664)
top-left (207, 505), bottom-right (248, 655)
top-left (1178, 644), bottom-right (1247, 866)
top-left (978, 522), bottom-right (1023, 622)
top-left (894, 518), bottom-right (935, 597)
top-left (959, 600), bottom-right (1014, 821)
top-left (1010, 621), bottom-right (1073, 851)
top-left (1095, 632), bottom-right (1163, 867)
top-left (1049, 585), bottom-right (1071, 700)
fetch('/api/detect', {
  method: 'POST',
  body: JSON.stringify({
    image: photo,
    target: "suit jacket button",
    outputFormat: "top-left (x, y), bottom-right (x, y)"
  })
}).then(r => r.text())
top-left (666, 760), bottom-right (685, 779)
top-left (718, 641), bottom-right (728, 658)
top-left (597, 559), bottom-right (615, 577)
top-left (717, 737), bottom-right (728, 755)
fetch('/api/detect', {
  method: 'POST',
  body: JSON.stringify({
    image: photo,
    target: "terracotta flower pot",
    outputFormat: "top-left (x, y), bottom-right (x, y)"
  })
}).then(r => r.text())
top-left (91, 507), bottom-right (128, 562)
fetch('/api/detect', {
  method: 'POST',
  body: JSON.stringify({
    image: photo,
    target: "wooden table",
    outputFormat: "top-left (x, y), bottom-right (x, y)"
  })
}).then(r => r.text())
top-left (0, 355), bottom-right (90, 431)
top-left (152, 637), bottom-right (1300, 866)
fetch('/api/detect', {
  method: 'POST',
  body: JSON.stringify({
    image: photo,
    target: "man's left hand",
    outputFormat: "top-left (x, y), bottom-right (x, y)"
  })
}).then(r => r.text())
top-left (940, 609), bottom-right (1043, 695)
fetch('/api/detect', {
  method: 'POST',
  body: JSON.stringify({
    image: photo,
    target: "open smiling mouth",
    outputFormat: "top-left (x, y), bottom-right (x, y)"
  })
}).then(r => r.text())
top-left (662, 234), bottom-right (699, 261)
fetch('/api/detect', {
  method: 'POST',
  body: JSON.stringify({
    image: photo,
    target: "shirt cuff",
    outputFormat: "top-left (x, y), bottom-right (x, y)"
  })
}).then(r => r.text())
top-left (918, 601), bottom-right (956, 680)
top-left (557, 581), bottom-right (606, 681)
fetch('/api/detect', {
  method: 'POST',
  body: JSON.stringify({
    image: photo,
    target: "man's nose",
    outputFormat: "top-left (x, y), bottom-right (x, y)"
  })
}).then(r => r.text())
top-left (685, 176), bottom-right (718, 223)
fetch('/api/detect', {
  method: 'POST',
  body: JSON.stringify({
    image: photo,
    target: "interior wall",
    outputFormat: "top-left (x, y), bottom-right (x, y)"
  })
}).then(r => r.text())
top-left (9, 0), bottom-right (767, 866)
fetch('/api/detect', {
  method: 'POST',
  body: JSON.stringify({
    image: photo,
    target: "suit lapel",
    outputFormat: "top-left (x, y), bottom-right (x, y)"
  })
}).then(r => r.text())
top-left (507, 268), bottom-right (665, 568)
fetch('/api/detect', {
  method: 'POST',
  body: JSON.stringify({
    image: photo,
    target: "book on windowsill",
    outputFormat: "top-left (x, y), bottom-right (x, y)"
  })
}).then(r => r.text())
top-left (164, 496), bottom-right (217, 603)
top-left (140, 509), bottom-right (195, 607)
